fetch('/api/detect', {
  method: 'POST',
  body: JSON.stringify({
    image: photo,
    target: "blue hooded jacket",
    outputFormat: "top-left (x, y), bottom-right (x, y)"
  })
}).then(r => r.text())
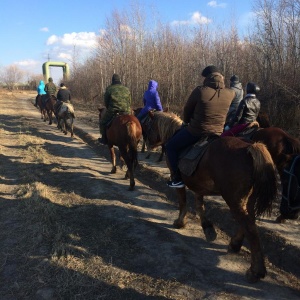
top-left (138, 80), bottom-right (163, 118)
top-left (37, 80), bottom-right (46, 95)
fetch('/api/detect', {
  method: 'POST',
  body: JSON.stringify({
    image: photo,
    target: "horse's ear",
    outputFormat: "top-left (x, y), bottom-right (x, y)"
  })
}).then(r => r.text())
top-left (98, 107), bottom-right (101, 112)
top-left (148, 110), bottom-right (155, 118)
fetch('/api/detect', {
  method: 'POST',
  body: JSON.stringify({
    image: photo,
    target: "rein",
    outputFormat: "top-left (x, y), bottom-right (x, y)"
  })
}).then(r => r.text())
top-left (282, 155), bottom-right (300, 210)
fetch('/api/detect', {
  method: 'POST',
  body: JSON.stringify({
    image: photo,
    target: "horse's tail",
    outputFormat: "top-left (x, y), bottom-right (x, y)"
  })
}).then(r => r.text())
top-left (126, 121), bottom-right (139, 168)
top-left (248, 142), bottom-right (278, 216)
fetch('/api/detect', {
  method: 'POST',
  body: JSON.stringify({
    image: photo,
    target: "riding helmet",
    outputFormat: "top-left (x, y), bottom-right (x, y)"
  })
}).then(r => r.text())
top-left (246, 82), bottom-right (260, 95)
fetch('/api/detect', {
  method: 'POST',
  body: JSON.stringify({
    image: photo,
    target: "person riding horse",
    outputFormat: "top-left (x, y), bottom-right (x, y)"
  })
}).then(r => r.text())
top-left (98, 74), bottom-right (132, 145)
top-left (44, 77), bottom-right (57, 102)
top-left (221, 82), bottom-right (261, 137)
top-left (34, 80), bottom-right (47, 107)
top-left (136, 79), bottom-right (163, 123)
top-left (165, 65), bottom-right (235, 188)
top-left (54, 83), bottom-right (71, 116)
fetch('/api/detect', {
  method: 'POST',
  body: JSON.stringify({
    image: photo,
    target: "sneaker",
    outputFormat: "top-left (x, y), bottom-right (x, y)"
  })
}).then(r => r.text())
top-left (167, 180), bottom-right (185, 188)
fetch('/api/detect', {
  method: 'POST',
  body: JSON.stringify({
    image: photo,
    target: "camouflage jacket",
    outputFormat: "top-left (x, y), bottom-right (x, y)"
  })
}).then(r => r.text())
top-left (104, 83), bottom-right (131, 113)
top-left (45, 82), bottom-right (57, 96)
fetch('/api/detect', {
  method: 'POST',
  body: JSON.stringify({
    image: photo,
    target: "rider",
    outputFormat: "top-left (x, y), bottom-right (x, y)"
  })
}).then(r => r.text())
top-left (136, 80), bottom-right (163, 122)
top-left (98, 74), bottom-right (132, 145)
top-left (54, 83), bottom-right (71, 114)
top-left (221, 82), bottom-right (261, 137)
top-left (44, 77), bottom-right (57, 104)
top-left (34, 80), bottom-right (47, 107)
top-left (165, 65), bottom-right (235, 188)
top-left (224, 74), bottom-right (244, 130)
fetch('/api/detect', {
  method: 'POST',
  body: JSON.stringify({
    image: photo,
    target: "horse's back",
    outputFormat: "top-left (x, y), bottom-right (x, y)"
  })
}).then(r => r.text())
top-left (109, 114), bottom-right (142, 145)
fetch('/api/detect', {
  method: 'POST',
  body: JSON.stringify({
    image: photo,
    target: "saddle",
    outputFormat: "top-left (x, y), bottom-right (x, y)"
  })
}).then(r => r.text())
top-left (236, 121), bottom-right (261, 139)
top-left (106, 111), bottom-right (130, 129)
top-left (178, 135), bottom-right (219, 176)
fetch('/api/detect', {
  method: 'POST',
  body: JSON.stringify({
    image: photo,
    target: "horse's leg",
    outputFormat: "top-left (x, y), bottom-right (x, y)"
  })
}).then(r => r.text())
top-left (109, 147), bottom-right (117, 174)
top-left (120, 148), bottom-right (135, 191)
top-left (229, 201), bottom-right (266, 283)
top-left (157, 145), bottom-right (165, 162)
top-left (195, 193), bottom-right (217, 241)
top-left (141, 139), bottom-right (146, 153)
top-left (63, 118), bottom-right (67, 135)
top-left (47, 109), bottom-right (52, 125)
top-left (70, 119), bottom-right (74, 138)
top-left (173, 187), bottom-right (188, 228)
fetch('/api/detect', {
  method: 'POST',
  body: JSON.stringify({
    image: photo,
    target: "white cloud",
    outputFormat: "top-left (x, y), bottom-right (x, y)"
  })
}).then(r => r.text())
top-left (207, 1), bottom-right (227, 8)
top-left (40, 27), bottom-right (49, 32)
top-left (46, 32), bottom-right (97, 48)
top-left (14, 59), bottom-right (39, 67)
top-left (58, 52), bottom-right (72, 61)
top-left (171, 11), bottom-right (212, 26)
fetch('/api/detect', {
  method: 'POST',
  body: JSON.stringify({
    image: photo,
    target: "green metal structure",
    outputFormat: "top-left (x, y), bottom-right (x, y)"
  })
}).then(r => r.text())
top-left (42, 61), bottom-right (70, 82)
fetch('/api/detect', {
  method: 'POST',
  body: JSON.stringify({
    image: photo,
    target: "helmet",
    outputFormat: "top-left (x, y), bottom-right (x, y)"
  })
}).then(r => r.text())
top-left (246, 82), bottom-right (260, 95)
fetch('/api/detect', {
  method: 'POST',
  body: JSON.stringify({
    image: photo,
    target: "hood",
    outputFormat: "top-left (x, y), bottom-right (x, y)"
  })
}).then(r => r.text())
top-left (148, 80), bottom-right (158, 91)
top-left (203, 72), bottom-right (225, 89)
top-left (39, 80), bottom-right (45, 85)
top-left (230, 82), bottom-right (243, 89)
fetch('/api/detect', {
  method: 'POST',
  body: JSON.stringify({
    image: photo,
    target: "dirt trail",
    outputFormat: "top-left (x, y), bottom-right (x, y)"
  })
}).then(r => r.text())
top-left (0, 91), bottom-right (299, 300)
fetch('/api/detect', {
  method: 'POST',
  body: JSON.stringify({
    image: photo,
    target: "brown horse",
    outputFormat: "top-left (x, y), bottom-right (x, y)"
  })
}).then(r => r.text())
top-left (44, 95), bottom-right (57, 125)
top-left (36, 95), bottom-right (47, 121)
top-left (98, 108), bottom-right (142, 191)
top-left (133, 107), bottom-right (168, 162)
top-left (250, 127), bottom-right (300, 222)
top-left (145, 111), bottom-right (278, 283)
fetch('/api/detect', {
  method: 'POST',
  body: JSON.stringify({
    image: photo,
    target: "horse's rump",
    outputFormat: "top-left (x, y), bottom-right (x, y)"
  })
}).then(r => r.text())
top-left (58, 102), bottom-right (75, 118)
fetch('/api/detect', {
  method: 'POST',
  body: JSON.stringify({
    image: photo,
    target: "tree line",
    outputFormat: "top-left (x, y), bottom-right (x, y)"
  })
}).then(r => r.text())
top-left (1, 0), bottom-right (300, 135)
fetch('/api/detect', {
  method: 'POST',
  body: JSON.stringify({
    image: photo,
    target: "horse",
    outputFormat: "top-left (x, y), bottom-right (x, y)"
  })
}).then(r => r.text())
top-left (98, 108), bottom-right (142, 191)
top-left (145, 111), bottom-right (278, 283)
top-left (56, 102), bottom-right (75, 137)
top-left (43, 95), bottom-right (57, 125)
top-left (133, 107), bottom-right (168, 162)
top-left (249, 127), bottom-right (300, 222)
top-left (36, 95), bottom-right (47, 121)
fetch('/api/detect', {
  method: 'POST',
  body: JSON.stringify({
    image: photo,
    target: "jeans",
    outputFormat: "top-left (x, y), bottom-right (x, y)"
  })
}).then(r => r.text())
top-left (165, 127), bottom-right (199, 180)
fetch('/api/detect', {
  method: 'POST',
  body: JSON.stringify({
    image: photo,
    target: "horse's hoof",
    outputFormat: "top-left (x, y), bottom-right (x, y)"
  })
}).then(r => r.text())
top-left (228, 242), bottom-right (242, 253)
top-left (245, 268), bottom-right (265, 283)
top-left (203, 227), bottom-right (217, 242)
top-left (111, 167), bottom-right (117, 174)
top-left (173, 219), bottom-right (185, 229)
top-left (128, 186), bottom-right (135, 191)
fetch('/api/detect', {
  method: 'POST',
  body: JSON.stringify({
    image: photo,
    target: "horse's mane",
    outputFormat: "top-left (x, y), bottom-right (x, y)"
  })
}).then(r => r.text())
top-left (153, 111), bottom-right (182, 142)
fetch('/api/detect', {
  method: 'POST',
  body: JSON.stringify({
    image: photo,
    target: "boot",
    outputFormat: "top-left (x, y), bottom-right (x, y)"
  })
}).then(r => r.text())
top-left (98, 129), bottom-right (108, 145)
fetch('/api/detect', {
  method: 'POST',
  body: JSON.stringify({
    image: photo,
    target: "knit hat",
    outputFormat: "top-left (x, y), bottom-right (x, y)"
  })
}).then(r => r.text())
top-left (112, 74), bottom-right (121, 84)
top-left (201, 65), bottom-right (220, 77)
top-left (48, 77), bottom-right (53, 82)
top-left (230, 75), bottom-right (239, 83)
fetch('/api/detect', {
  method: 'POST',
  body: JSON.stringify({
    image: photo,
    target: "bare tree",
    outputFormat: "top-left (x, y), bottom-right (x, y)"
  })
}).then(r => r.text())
top-left (0, 65), bottom-right (24, 90)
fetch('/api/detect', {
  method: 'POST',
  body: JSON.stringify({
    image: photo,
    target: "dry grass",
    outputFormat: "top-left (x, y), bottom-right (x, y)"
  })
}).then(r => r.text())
top-left (1, 125), bottom-right (193, 299)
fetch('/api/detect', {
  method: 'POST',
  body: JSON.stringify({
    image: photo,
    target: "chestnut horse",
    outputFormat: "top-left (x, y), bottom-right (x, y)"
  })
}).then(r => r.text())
top-left (250, 127), bottom-right (300, 222)
top-left (145, 111), bottom-right (278, 283)
top-left (98, 108), bottom-right (142, 191)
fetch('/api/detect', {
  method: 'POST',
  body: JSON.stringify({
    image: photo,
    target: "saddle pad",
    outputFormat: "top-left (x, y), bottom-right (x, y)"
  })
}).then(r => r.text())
top-left (58, 103), bottom-right (75, 118)
top-left (178, 138), bottom-right (209, 177)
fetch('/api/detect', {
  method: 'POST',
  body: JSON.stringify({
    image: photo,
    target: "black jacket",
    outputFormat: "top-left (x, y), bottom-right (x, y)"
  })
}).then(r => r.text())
top-left (57, 87), bottom-right (71, 102)
top-left (229, 94), bottom-right (260, 127)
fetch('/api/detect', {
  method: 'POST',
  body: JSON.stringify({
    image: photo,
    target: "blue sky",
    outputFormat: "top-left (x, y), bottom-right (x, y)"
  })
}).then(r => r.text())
top-left (0, 0), bottom-right (254, 83)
